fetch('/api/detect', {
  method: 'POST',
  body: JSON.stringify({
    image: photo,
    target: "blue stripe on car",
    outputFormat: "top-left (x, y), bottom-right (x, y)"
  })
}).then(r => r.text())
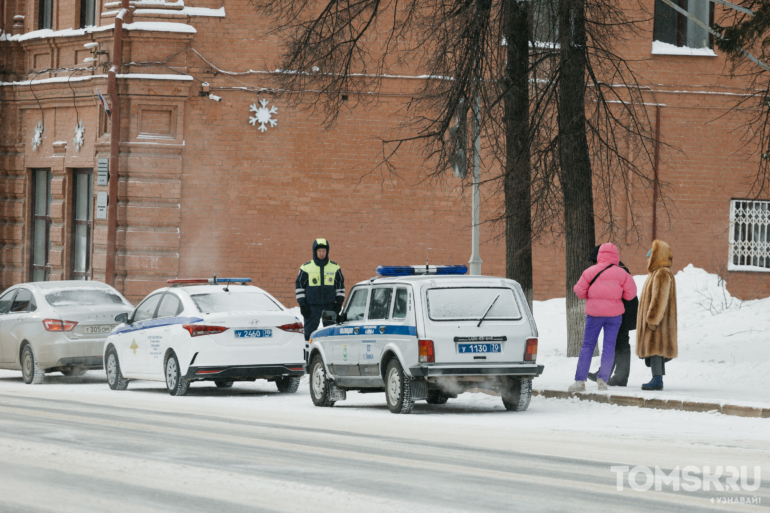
top-left (112, 316), bottom-right (204, 335)
top-left (311, 325), bottom-right (417, 339)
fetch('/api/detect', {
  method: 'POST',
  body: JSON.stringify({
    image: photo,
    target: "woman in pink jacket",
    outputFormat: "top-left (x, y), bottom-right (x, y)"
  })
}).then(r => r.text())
top-left (569, 243), bottom-right (637, 392)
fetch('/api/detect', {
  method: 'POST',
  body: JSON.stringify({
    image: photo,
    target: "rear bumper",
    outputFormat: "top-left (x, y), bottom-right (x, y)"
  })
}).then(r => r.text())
top-left (183, 364), bottom-right (306, 381)
top-left (52, 356), bottom-right (103, 369)
top-left (409, 364), bottom-right (544, 378)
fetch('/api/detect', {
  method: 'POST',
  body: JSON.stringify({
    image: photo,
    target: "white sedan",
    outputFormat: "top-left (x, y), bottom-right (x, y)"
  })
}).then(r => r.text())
top-left (0, 281), bottom-right (133, 384)
top-left (104, 278), bottom-right (306, 396)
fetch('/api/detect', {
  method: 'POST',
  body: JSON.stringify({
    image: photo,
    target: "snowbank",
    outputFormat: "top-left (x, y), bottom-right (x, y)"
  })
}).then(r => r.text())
top-left (533, 264), bottom-right (770, 407)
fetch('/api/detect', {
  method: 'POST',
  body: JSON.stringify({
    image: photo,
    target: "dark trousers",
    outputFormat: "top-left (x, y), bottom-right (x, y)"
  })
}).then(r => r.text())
top-left (649, 355), bottom-right (666, 377)
top-left (609, 328), bottom-right (631, 386)
top-left (303, 304), bottom-right (334, 341)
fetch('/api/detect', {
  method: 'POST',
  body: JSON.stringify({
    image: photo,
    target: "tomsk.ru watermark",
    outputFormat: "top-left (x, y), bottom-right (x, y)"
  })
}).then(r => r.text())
top-left (610, 465), bottom-right (762, 494)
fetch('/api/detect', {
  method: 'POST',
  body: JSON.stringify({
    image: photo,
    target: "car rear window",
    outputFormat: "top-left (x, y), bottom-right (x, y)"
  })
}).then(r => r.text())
top-left (426, 287), bottom-right (521, 321)
top-left (45, 289), bottom-right (126, 307)
top-left (191, 292), bottom-right (282, 314)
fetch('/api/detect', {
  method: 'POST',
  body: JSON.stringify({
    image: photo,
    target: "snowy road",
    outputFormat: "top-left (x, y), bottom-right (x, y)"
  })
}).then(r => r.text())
top-left (0, 371), bottom-right (767, 512)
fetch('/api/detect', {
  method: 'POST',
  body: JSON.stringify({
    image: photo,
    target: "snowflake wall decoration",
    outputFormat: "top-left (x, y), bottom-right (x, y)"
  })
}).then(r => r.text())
top-left (73, 120), bottom-right (85, 152)
top-left (32, 121), bottom-right (44, 151)
top-left (249, 99), bottom-right (278, 132)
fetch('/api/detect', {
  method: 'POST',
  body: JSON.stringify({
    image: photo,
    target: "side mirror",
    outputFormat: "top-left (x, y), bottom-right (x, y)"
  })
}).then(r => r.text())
top-left (321, 310), bottom-right (337, 326)
top-left (115, 312), bottom-right (129, 324)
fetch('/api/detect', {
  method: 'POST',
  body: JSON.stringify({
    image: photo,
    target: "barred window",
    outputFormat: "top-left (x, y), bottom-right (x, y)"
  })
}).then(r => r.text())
top-left (729, 200), bottom-right (770, 272)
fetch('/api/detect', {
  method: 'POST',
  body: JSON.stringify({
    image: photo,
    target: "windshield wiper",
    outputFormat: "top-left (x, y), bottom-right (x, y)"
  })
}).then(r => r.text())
top-left (477, 294), bottom-right (500, 327)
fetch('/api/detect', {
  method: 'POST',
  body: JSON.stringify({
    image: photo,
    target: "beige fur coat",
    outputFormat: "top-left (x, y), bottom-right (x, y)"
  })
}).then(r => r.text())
top-left (636, 240), bottom-right (678, 359)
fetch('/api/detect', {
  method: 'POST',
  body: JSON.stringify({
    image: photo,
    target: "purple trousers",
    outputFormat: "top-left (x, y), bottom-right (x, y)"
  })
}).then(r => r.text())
top-left (575, 315), bottom-right (623, 382)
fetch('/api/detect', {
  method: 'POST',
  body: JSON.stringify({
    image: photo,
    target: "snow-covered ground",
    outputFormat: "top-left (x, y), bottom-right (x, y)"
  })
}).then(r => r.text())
top-left (534, 265), bottom-right (770, 408)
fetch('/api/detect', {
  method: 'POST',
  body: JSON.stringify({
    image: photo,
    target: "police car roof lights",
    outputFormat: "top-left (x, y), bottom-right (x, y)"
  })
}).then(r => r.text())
top-left (216, 278), bottom-right (252, 283)
top-left (167, 277), bottom-right (252, 285)
top-left (376, 265), bottom-right (468, 277)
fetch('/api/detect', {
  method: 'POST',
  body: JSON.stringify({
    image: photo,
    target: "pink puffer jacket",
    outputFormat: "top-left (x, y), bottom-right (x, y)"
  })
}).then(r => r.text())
top-left (573, 243), bottom-right (637, 317)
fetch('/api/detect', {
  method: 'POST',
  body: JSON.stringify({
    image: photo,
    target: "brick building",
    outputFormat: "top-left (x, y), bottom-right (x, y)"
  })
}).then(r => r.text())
top-left (1, 0), bottom-right (768, 307)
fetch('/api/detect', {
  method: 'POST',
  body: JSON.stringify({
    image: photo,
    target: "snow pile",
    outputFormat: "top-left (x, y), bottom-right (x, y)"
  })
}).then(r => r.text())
top-left (534, 264), bottom-right (770, 407)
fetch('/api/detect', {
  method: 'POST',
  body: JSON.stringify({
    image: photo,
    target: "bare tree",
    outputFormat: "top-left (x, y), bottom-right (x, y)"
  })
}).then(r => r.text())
top-left (251, 0), bottom-right (662, 355)
top-left (714, 1), bottom-right (770, 197)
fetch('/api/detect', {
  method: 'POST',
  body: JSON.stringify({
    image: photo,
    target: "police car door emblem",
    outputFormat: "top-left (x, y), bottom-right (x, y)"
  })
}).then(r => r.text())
top-left (130, 340), bottom-right (138, 354)
top-left (379, 326), bottom-right (386, 334)
top-left (353, 327), bottom-right (359, 335)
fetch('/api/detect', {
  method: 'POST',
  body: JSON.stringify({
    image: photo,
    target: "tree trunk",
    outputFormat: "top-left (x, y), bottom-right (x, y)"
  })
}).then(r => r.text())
top-left (558, 0), bottom-right (596, 357)
top-left (503, 0), bottom-right (534, 312)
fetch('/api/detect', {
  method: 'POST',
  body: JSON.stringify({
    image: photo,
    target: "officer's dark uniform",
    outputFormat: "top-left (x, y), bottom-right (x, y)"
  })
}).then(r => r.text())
top-left (295, 239), bottom-right (345, 341)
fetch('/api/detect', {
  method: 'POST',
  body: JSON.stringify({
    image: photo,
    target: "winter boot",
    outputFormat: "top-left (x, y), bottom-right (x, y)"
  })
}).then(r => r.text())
top-left (568, 381), bottom-right (586, 392)
top-left (587, 371), bottom-right (598, 382)
top-left (597, 378), bottom-right (609, 391)
top-left (641, 375), bottom-right (664, 391)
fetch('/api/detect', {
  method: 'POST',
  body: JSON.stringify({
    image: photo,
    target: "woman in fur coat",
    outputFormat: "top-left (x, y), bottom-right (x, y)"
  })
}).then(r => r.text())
top-left (636, 239), bottom-right (678, 391)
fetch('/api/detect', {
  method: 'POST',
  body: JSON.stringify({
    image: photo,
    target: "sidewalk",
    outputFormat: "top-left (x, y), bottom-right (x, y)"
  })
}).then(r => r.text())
top-left (532, 265), bottom-right (770, 417)
top-left (532, 388), bottom-right (770, 418)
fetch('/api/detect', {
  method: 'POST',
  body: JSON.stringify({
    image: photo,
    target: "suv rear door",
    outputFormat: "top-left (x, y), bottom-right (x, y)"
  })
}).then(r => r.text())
top-left (422, 285), bottom-right (531, 364)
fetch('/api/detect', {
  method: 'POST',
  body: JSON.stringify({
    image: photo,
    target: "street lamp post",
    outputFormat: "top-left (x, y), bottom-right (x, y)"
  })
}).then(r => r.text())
top-left (468, 96), bottom-right (482, 276)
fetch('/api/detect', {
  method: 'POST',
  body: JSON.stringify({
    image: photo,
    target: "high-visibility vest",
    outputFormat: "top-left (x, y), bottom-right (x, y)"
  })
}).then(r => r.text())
top-left (300, 260), bottom-right (340, 287)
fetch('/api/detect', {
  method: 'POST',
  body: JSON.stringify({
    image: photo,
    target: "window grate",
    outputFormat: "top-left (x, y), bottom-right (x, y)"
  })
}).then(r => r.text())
top-left (729, 200), bottom-right (770, 272)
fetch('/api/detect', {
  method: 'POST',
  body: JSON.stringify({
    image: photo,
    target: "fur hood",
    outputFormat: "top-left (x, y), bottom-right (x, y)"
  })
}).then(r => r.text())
top-left (647, 239), bottom-right (673, 273)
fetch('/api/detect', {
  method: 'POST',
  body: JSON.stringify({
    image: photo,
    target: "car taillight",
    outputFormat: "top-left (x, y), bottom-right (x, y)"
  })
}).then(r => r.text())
top-left (183, 324), bottom-right (229, 337)
top-left (418, 339), bottom-right (435, 363)
top-left (278, 322), bottom-right (304, 334)
top-left (43, 319), bottom-right (78, 331)
top-left (525, 338), bottom-right (538, 361)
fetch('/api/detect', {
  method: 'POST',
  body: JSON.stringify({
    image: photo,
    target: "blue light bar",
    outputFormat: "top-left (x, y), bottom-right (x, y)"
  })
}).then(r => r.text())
top-left (376, 265), bottom-right (467, 277)
top-left (216, 278), bottom-right (252, 283)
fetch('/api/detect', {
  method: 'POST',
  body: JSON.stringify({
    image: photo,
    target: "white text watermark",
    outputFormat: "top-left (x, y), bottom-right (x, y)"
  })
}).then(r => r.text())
top-left (610, 465), bottom-right (762, 493)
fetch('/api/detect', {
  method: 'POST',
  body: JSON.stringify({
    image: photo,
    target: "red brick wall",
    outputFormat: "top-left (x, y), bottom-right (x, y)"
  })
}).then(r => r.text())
top-left (1, 0), bottom-right (768, 307)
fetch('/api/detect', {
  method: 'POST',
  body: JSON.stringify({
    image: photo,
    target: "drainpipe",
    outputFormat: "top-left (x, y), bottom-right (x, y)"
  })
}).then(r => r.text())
top-left (652, 106), bottom-right (661, 242)
top-left (105, 4), bottom-right (128, 286)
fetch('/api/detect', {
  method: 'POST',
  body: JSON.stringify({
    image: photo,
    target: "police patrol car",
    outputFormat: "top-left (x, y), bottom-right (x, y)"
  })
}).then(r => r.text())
top-left (306, 265), bottom-right (544, 414)
top-left (104, 277), bottom-right (305, 396)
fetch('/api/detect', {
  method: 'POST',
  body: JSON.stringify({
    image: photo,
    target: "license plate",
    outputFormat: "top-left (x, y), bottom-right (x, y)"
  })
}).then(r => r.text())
top-left (82, 325), bottom-right (113, 334)
top-left (458, 343), bottom-right (501, 354)
top-left (235, 329), bottom-right (273, 338)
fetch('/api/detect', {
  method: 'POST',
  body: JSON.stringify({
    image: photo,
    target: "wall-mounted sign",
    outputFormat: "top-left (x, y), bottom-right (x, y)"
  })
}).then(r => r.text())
top-left (97, 158), bottom-right (109, 186)
top-left (96, 191), bottom-right (108, 219)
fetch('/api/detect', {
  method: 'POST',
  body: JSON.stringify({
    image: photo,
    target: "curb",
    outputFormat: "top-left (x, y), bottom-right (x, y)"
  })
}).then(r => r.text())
top-left (533, 389), bottom-right (770, 419)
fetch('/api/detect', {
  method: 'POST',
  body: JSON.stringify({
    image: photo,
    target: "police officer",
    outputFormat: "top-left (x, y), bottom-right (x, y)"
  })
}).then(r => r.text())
top-left (295, 238), bottom-right (345, 340)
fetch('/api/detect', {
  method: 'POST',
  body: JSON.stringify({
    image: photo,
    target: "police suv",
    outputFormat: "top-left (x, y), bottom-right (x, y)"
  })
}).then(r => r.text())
top-left (306, 265), bottom-right (544, 414)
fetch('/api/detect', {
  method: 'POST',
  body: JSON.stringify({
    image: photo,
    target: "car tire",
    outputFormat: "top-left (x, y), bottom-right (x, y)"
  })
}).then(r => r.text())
top-left (106, 348), bottom-right (129, 391)
top-left (61, 367), bottom-right (87, 377)
top-left (385, 359), bottom-right (414, 414)
top-left (309, 355), bottom-right (335, 407)
top-left (275, 376), bottom-right (301, 394)
top-left (165, 352), bottom-right (189, 396)
top-left (426, 390), bottom-right (449, 405)
top-left (502, 377), bottom-right (532, 411)
top-left (214, 380), bottom-right (234, 389)
top-left (21, 345), bottom-right (44, 385)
